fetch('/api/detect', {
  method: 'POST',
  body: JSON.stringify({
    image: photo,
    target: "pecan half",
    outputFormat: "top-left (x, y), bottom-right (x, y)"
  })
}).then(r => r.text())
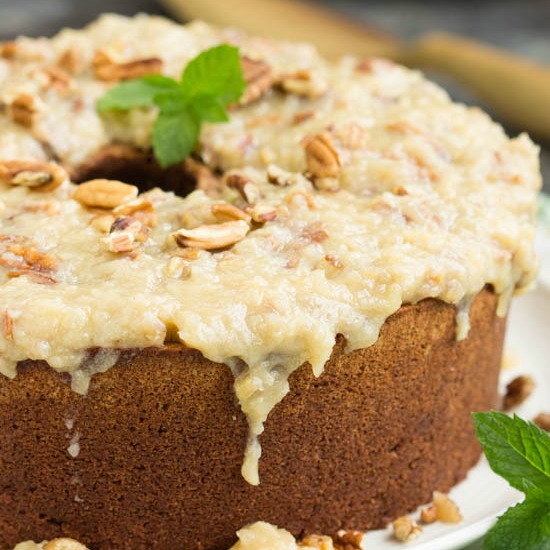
top-left (72, 179), bottom-right (138, 209)
top-left (239, 56), bottom-right (274, 105)
top-left (92, 50), bottom-right (163, 81)
top-left (533, 412), bottom-right (550, 431)
top-left (0, 160), bottom-right (67, 192)
top-left (7, 93), bottom-right (37, 128)
top-left (503, 374), bottom-right (535, 410)
top-left (172, 220), bottom-right (250, 250)
top-left (303, 132), bottom-right (341, 179)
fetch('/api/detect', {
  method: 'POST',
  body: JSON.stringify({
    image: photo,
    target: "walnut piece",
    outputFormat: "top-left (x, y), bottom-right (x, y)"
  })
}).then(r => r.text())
top-left (432, 491), bottom-right (463, 523)
top-left (73, 179), bottom-right (138, 209)
top-left (332, 529), bottom-right (364, 549)
top-left (420, 504), bottom-right (438, 524)
top-left (303, 132), bottom-right (341, 179)
top-left (503, 375), bottom-right (535, 410)
top-left (392, 516), bottom-right (423, 542)
top-left (299, 534), bottom-right (334, 550)
top-left (172, 220), bottom-right (250, 250)
top-left (92, 50), bottom-right (163, 81)
top-left (239, 56), bottom-right (275, 105)
top-left (0, 160), bottom-right (67, 192)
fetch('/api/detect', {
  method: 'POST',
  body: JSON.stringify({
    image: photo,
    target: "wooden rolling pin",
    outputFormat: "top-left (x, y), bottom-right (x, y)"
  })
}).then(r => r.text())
top-left (161, 0), bottom-right (550, 142)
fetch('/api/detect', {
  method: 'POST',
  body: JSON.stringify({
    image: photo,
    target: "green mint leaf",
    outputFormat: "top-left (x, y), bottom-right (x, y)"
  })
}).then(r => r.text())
top-left (180, 44), bottom-right (246, 105)
top-left (97, 75), bottom-right (177, 112)
top-left (151, 108), bottom-right (199, 168)
top-left (189, 95), bottom-right (229, 123)
top-left (473, 412), bottom-right (550, 494)
top-left (482, 496), bottom-right (550, 550)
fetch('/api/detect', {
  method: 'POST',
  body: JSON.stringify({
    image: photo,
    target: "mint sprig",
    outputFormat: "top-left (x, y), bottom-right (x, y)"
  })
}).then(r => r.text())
top-left (473, 411), bottom-right (550, 550)
top-left (97, 44), bottom-right (246, 168)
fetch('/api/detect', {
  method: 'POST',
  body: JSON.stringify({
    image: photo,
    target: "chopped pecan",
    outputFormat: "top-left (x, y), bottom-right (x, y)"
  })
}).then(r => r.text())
top-left (246, 202), bottom-right (278, 223)
top-left (392, 516), bottom-right (423, 542)
top-left (239, 56), bottom-right (274, 105)
top-left (293, 111), bottom-right (316, 125)
top-left (0, 41), bottom-right (17, 59)
top-left (267, 164), bottom-right (303, 187)
top-left (225, 173), bottom-right (261, 204)
top-left (302, 223), bottom-right (328, 243)
top-left (58, 47), bottom-right (86, 75)
top-left (432, 491), bottom-right (463, 523)
top-left (7, 93), bottom-right (37, 128)
top-left (172, 220), bottom-right (250, 250)
top-left (90, 213), bottom-right (115, 233)
top-left (299, 534), bottom-right (334, 549)
top-left (34, 67), bottom-right (72, 93)
top-left (503, 375), bottom-right (535, 410)
top-left (100, 215), bottom-right (149, 253)
top-left (92, 50), bottom-right (163, 81)
top-left (211, 202), bottom-right (251, 223)
top-left (280, 69), bottom-right (328, 98)
top-left (0, 160), bottom-right (67, 192)
top-left (164, 256), bottom-right (192, 279)
top-left (533, 412), bottom-right (550, 432)
top-left (332, 530), bottom-right (364, 550)
top-left (113, 197), bottom-right (157, 227)
top-left (285, 189), bottom-right (315, 210)
top-left (0, 241), bottom-right (57, 283)
top-left (303, 132), bottom-right (341, 179)
top-left (72, 179), bottom-right (138, 209)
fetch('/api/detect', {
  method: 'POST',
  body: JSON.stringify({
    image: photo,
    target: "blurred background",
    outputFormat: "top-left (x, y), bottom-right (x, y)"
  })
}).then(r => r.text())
top-left (0, 0), bottom-right (548, 192)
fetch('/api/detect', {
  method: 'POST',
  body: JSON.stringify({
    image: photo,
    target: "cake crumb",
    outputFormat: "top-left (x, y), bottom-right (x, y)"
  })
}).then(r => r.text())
top-left (533, 412), bottom-right (550, 431)
top-left (392, 516), bottom-right (423, 542)
top-left (503, 375), bottom-right (535, 410)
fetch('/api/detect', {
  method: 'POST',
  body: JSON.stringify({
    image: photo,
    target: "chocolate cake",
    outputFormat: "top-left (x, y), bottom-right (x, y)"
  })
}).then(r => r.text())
top-left (0, 14), bottom-right (541, 550)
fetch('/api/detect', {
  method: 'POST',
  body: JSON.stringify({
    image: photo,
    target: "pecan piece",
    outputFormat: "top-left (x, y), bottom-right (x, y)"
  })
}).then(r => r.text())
top-left (225, 173), bottom-right (261, 204)
top-left (239, 56), bottom-right (274, 105)
top-left (2, 309), bottom-right (13, 340)
top-left (72, 179), bottom-right (138, 209)
top-left (7, 93), bottom-right (38, 128)
top-left (92, 50), bottom-right (163, 81)
top-left (0, 160), bottom-right (67, 192)
top-left (100, 215), bottom-right (149, 253)
top-left (211, 202), bottom-right (251, 223)
top-left (533, 412), bottom-right (550, 432)
top-left (280, 69), bottom-right (328, 98)
top-left (113, 197), bottom-right (157, 227)
top-left (303, 132), bottom-right (341, 179)
top-left (172, 220), bottom-right (250, 250)
top-left (246, 202), bottom-right (278, 223)
top-left (503, 375), bottom-right (535, 410)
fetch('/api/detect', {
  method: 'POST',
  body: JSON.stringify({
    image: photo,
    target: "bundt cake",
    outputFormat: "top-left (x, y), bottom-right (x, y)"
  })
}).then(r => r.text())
top-left (0, 13), bottom-right (541, 550)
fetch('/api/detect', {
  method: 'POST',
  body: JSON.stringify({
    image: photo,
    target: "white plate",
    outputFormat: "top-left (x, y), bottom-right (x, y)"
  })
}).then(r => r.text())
top-left (358, 225), bottom-right (550, 550)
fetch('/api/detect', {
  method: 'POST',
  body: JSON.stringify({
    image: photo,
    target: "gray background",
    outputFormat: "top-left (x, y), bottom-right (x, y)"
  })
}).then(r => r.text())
top-left (0, 3), bottom-right (547, 545)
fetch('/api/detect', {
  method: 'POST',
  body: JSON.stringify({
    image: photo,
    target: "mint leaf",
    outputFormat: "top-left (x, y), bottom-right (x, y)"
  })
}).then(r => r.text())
top-left (97, 75), bottom-right (177, 112)
top-left (151, 108), bottom-right (199, 168)
top-left (473, 412), bottom-right (550, 494)
top-left (98, 44), bottom-right (245, 167)
top-left (483, 496), bottom-right (550, 550)
top-left (180, 44), bottom-right (246, 105)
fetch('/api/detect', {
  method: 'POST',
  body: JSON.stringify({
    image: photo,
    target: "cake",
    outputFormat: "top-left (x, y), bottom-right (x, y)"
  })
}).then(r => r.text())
top-left (0, 14), bottom-right (541, 550)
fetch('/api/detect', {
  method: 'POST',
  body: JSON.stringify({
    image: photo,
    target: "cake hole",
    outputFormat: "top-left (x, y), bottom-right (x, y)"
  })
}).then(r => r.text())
top-left (72, 144), bottom-right (205, 197)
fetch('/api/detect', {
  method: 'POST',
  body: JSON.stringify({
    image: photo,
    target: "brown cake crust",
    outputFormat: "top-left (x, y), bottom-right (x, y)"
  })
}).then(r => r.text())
top-left (0, 287), bottom-right (504, 550)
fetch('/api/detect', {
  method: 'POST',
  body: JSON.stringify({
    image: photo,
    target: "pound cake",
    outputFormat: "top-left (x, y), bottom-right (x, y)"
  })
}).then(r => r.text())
top-left (0, 14), bottom-right (541, 550)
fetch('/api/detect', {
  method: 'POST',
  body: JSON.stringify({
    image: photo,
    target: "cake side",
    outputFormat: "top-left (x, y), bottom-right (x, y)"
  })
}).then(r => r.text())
top-left (0, 287), bottom-right (503, 550)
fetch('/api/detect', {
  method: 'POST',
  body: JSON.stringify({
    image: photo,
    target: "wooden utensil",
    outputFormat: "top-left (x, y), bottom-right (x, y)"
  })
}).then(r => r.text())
top-left (161, 0), bottom-right (550, 142)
